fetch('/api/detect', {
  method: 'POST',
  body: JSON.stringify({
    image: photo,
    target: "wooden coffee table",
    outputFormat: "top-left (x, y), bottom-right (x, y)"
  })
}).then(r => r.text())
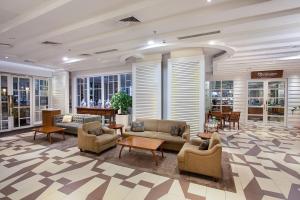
top-left (117, 136), bottom-right (165, 166)
top-left (33, 126), bottom-right (65, 143)
top-left (198, 132), bottom-right (212, 140)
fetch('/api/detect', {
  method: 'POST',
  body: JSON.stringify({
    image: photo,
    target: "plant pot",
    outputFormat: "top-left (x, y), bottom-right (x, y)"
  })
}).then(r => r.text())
top-left (116, 114), bottom-right (130, 132)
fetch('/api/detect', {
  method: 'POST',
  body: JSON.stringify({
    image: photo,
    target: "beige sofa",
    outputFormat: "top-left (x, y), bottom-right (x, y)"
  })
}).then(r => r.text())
top-left (78, 121), bottom-right (118, 154)
top-left (177, 132), bottom-right (222, 179)
top-left (123, 119), bottom-right (190, 151)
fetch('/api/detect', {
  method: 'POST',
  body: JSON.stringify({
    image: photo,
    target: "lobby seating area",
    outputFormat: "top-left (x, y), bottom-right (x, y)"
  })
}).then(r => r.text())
top-left (1, 1), bottom-right (300, 200)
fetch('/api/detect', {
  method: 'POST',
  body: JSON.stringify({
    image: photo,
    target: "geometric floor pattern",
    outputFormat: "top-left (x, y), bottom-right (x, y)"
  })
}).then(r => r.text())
top-left (0, 125), bottom-right (299, 200)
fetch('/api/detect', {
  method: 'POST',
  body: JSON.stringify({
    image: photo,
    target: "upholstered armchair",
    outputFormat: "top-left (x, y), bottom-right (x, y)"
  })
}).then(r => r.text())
top-left (78, 121), bottom-right (118, 154)
top-left (177, 132), bottom-right (222, 179)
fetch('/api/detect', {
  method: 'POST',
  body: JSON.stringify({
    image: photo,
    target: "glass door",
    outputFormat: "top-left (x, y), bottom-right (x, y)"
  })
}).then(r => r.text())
top-left (0, 75), bottom-right (9, 131)
top-left (267, 81), bottom-right (285, 124)
top-left (248, 80), bottom-right (286, 125)
top-left (12, 76), bottom-right (31, 128)
top-left (248, 81), bottom-right (265, 123)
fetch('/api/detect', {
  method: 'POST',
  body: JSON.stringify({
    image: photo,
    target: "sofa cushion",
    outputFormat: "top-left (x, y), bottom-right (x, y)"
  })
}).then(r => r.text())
top-left (137, 119), bottom-right (158, 131)
top-left (62, 115), bottom-right (72, 123)
top-left (131, 121), bottom-right (144, 132)
top-left (72, 115), bottom-right (84, 123)
top-left (154, 132), bottom-right (185, 143)
top-left (56, 122), bottom-right (80, 128)
top-left (123, 131), bottom-right (156, 138)
top-left (208, 132), bottom-right (220, 150)
top-left (95, 134), bottom-right (118, 145)
top-left (157, 120), bottom-right (186, 133)
top-left (170, 126), bottom-right (179, 136)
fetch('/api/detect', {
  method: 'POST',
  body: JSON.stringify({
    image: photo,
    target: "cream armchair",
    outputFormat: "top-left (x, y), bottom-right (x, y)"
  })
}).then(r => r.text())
top-left (177, 132), bottom-right (222, 179)
top-left (78, 121), bottom-right (118, 154)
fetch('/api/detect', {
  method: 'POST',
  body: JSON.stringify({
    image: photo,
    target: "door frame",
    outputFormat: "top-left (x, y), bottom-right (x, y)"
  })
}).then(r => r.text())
top-left (247, 78), bottom-right (287, 126)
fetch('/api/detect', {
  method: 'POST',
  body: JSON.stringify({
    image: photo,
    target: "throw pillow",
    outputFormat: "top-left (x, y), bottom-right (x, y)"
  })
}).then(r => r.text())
top-left (199, 140), bottom-right (209, 150)
top-left (170, 126), bottom-right (179, 136)
top-left (131, 121), bottom-right (144, 132)
top-left (177, 125), bottom-right (186, 137)
top-left (88, 127), bottom-right (104, 136)
top-left (62, 115), bottom-right (72, 123)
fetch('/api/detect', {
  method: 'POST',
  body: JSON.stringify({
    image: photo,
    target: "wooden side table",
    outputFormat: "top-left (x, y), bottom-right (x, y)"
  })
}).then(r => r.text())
top-left (198, 132), bottom-right (212, 140)
top-left (108, 124), bottom-right (124, 135)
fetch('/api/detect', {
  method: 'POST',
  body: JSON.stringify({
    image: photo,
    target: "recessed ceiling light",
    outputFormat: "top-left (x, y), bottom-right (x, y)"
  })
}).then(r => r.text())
top-left (278, 55), bottom-right (300, 60)
top-left (147, 40), bottom-right (155, 45)
top-left (62, 56), bottom-right (69, 61)
top-left (207, 0), bottom-right (212, 3)
top-left (208, 40), bottom-right (216, 45)
top-left (5, 56), bottom-right (8, 59)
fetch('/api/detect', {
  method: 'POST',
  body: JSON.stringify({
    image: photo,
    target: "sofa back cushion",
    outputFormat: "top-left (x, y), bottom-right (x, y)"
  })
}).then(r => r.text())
top-left (136, 119), bottom-right (158, 131)
top-left (157, 120), bottom-right (186, 133)
top-left (208, 132), bottom-right (221, 149)
top-left (62, 115), bottom-right (72, 123)
top-left (82, 121), bottom-right (102, 132)
top-left (72, 114), bottom-right (84, 123)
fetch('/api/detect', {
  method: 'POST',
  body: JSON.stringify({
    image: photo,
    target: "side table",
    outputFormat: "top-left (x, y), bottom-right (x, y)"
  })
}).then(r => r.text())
top-left (108, 124), bottom-right (124, 135)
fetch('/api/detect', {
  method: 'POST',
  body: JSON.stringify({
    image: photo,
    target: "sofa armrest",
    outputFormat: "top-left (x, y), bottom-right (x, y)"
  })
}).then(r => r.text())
top-left (102, 127), bottom-right (115, 134)
top-left (77, 128), bottom-right (96, 148)
top-left (185, 144), bottom-right (221, 156)
top-left (182, 125), bottom-right (190, 142)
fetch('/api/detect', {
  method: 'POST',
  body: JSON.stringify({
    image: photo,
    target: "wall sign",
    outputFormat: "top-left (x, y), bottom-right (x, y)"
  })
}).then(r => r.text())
top-left (251, 70), bottom-right (283, 79)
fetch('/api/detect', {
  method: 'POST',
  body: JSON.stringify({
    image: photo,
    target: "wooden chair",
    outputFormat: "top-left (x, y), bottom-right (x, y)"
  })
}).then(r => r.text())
top-left (228, 112), bottom-right (240, 129)
top-left (211, 111), bottom-right (223, 129)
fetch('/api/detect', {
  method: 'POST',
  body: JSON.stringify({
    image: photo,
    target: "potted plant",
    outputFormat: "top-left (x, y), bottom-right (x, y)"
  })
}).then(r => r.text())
top-left (110, 91), bottom-right (132, 128)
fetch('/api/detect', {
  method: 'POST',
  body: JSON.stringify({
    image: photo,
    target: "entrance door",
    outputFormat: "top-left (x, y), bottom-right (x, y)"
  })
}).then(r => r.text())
top-left (247, 80), bottom-right (286, 125)
top-left (12, 76), bottom-right (32, 128)
top-left (0, 75), bottom-right (9, 131)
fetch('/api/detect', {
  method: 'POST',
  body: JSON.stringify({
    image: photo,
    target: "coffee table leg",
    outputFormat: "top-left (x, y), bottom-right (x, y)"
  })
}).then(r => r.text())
top-left (34, 131), bottom-right (37, 140)
top-left (119, 146), bottom-right (124, 158)
top-left (62, 131), bottom-right (65, 140)
top-left (151, 150), bottom-right (158, 166)
top-left (160, 146), bottom-right (164, 158)
top-left (48, 134), bottom-right (52, 143)
top-left (129, 147), bottom-right (131, 152)
top-left (120, 128), bottom-right (123, 136)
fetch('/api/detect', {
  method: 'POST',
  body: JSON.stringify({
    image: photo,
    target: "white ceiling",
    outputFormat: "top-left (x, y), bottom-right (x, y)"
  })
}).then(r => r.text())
top-left (1, 0), bottom-right (300, 74)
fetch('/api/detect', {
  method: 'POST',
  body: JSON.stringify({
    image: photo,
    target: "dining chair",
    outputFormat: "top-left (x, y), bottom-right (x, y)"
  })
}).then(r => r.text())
top-left (228, 112), bottom-right (241, 129)
top-left (211, 111), bottom-right (223, 129)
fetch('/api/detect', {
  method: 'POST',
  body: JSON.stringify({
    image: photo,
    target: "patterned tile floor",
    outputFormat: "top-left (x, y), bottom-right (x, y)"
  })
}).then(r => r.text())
top-left (0, 125), bottom-right (299, 200)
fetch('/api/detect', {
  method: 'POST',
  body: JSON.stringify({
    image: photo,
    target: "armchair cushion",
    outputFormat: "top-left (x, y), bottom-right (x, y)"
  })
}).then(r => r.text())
top-left (208, 132), bottom-right (220, 149)
top-left (199, 140), bottom-right (209, 150)
top-left (88, 127), bottom-right (104, 136)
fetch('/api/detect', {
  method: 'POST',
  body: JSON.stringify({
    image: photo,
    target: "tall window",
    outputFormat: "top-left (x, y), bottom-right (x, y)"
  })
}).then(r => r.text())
top-left (77, 78), bottom-right (87, 106)
top-left (206, 80), bottom-right (234, 112)
top-left (120, 73), bottom-right (132, 95)
top-left (34, 79), bottom-right (49, 123)
top-left (104, 75), bottom-right (118, 101)
top-left (0, 76), bottom-right (8, 130)
top-left (89, 76), bottom-right (102, 107)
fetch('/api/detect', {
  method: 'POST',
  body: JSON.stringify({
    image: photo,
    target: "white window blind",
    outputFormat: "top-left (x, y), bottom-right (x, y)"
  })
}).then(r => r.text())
top-left (132, 61), bottom-right (161, 120)
top-left (287, 76), bottom-right (300, 127)
top-left (167, 57), bottom-right (204, 135)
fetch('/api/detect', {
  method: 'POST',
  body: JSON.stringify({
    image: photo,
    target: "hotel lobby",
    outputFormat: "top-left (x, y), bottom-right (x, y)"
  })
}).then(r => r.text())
top-left (0, 0), bottom-right (299, 200)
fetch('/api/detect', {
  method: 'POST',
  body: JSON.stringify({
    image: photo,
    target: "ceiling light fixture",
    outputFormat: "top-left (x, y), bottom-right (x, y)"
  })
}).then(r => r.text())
top-left (147, 40), bottom-right (155, 45)
top-left (62, 56), bottom-right (69, 61)
top-left (207, 0), bottom-right (212, 3)
top-left (5, 56), bottom-right (8, 59)
top-left (278, 55), bottom-right (300, 60)
top-left (208, 40), bottom-right (216, 45)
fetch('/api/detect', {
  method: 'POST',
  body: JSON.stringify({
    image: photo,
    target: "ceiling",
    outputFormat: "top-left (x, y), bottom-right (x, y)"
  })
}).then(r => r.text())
top-left (1, 0), bottom-right (300, 75)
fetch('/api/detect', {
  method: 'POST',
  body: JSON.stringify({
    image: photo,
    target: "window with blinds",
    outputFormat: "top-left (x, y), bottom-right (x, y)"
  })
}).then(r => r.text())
top-left (133, 62), bottom-right (162, 120)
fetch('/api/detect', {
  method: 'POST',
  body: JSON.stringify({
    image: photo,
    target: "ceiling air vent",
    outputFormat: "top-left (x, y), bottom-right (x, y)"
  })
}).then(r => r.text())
top-left (24, 59), bottom-right (35, 63)
top-left (94, 49), bottom-right (118, 55)
top-left (0, 42), bottom-right (13, 47)
top-left (79, 53), bottom-right (92, 57)
top-left (213, 50), bottom-right (226, 59)
top-left (119, 16), bottom-right (141, 23)
top-left (177, 30), bottom-right (221, 40)
top-left (41, 41), bottom-right (62, 45)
